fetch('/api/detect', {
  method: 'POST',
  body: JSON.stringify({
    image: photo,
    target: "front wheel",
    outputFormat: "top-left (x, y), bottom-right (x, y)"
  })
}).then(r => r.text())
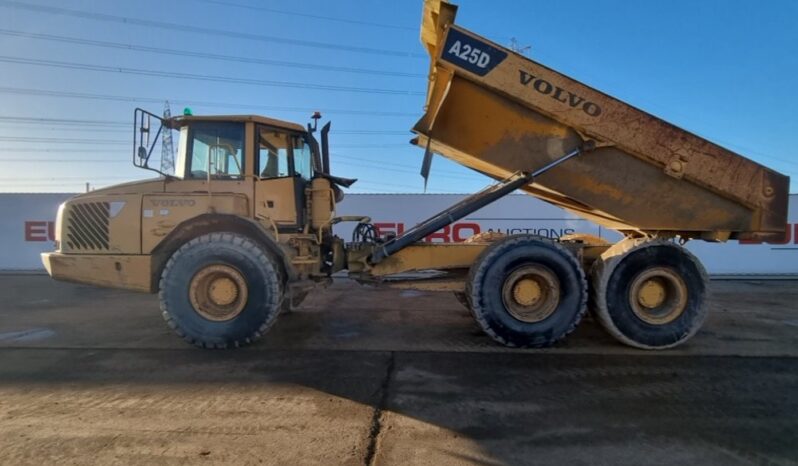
top-left (159, 232), bottom-right (283, 349)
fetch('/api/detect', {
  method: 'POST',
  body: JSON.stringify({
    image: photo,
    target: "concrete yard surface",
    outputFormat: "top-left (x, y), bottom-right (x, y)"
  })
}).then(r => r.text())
top-left (0, 275), bottom-right (797, 465)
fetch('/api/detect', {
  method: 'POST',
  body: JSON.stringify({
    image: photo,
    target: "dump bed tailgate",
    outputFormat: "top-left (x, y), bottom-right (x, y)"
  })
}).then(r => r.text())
top-left (413, 0), bottom-right (788, 241)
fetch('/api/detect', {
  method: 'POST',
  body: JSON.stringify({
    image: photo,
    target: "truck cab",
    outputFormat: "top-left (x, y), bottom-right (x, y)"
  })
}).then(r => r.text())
top-left (42, 111), bottom-right (346, 297)
top-left (171, 114), bottom-right (318, 231)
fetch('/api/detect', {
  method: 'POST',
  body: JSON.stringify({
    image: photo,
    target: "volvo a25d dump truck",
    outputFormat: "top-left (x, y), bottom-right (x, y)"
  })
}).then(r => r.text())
top-left (42, 0), bottom-right (788, 350)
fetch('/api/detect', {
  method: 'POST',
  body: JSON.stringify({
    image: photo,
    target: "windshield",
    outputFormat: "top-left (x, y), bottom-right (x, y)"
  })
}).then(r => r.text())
top-left (176, 122), bottom-right (245, 179)
top-left (174, 126), bottom-right (189, 178)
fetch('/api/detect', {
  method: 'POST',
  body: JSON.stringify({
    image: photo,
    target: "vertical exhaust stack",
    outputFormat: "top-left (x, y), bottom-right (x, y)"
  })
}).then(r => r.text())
top-left (321, 122), bottom-right (331, 174)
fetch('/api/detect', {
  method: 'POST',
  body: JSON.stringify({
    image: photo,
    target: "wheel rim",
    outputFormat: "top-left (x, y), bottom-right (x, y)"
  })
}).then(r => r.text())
top-left (189, 264), bottom-right (248, 322)
top-left (628, 267), bottom-right (688, 325)
top-left (501, 264), bottom-right (560, 323)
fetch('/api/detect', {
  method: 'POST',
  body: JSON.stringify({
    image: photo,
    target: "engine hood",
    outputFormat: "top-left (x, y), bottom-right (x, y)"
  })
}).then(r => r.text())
top-left (74, 178), bottom-right (166, 198)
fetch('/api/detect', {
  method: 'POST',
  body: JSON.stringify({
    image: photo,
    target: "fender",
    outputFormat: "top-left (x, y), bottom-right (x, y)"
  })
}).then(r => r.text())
top-left (150, 214), bottom-right (297, 289)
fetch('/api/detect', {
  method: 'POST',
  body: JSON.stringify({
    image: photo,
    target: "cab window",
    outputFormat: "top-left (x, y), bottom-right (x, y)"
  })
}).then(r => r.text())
top-left (292, 137), bottom-right (313, 180)
top-left (257, 126), bottom-right (315, 180)
top-left (258, 129), bottom-right (291, 178)
top-left (187, 122), bottom-right (245, 179)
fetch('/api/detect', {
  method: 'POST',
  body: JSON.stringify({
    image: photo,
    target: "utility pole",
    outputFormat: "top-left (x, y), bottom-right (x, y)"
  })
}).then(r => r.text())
top-left (509, 37), bottom-right (531, 56)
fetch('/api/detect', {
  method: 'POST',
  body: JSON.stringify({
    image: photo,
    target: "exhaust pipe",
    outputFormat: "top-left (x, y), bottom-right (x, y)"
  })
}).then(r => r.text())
top-left (321, 122), bottom-right (331, 174)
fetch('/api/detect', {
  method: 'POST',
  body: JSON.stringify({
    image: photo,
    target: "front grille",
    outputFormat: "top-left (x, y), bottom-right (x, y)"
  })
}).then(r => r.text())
top-left (65, 202), bottom-right (110, 250)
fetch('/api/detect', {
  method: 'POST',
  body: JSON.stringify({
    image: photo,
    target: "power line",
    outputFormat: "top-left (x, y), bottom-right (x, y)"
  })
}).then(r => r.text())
top-left (0, 176), bottom-right (135, 181)
top-left (0, 125), bottom-right (411, 136)
top-left (354, 180), bottom-right (446, 193)
top-left (0, 149), bottom-right (126, 153)
top-left (0, 56), bottom-right (424, 96)
top-left (332, 153), bottom-right (478, 178)
top-left (335, 130), bottom-right (411, 135)
top-left (0, 137), bottom-right (126, 144)
top-left (0, 116), bottom-right (127, 127)
top-left (0, 159), bottom-right (126, 163)
top-left (0, 1), bottom-right (424, 58)
top-left (0, 138), bottom-right (409, 147)
top-left (0, 116), bottom-right (412, 134)
top-left (195, 0), bottom-right (416, 32)
top-left (0, 86), bottom-right (420, 117)
top-left (0, 126), bottom-right (129, 134)
top-left (0, 29), bottom-right (425, 79)
top-left (334, 160), bottom-right (475, 181)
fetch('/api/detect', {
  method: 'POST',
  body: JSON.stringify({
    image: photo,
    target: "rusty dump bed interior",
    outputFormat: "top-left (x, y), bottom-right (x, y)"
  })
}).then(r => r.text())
top-left (413, 0), bottom-right (789, 241)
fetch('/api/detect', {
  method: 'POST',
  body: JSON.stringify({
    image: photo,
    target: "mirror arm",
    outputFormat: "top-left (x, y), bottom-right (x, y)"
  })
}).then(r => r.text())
top-left (132, 108), bottom-right (170, 178)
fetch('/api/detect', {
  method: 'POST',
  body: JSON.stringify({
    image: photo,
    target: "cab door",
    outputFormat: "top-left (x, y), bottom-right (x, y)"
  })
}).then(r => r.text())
top-left (255, 126), bottom-right (312, 232)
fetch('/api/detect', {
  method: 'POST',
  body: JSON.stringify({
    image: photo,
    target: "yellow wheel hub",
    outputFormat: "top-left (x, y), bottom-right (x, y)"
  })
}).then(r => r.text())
top-left (502, 265), bottom-right (560, 323)
top-left (513, 278), bottom-right (542, 307)
top-left (637, 278), bottom-right (666, 309)
top-left (189, 264), bottom-right (248, 322)
top-left (208, 277), bottom-right (238, 306)
top-left (629, 267), bottom-right (688, 325)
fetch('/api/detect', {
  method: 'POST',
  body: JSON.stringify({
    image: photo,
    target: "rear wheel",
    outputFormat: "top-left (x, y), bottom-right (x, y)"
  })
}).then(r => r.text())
top-left (591, 238), bottom-right (708, 349)
top-left (453, 231), bottom-right (508, 312)
top-left (467, 235), bottom-right (587, 347)
top-left (159, 232), bottom-right (283, 349)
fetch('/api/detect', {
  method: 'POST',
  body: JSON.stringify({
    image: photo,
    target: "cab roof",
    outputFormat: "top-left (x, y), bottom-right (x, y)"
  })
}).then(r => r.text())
top-left (168, 114), bottom-right (306, 133)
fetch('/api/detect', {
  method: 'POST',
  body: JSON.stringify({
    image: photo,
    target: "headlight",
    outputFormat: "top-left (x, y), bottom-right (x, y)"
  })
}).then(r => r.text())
top-left (54, 202), bottom-right (65, 251)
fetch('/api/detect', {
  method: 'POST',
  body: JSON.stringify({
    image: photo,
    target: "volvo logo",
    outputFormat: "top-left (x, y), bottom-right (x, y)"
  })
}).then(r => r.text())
top-left (150, 199), bottom-right (196, 207)
top-left (519, 70), bottom-right (602, 117)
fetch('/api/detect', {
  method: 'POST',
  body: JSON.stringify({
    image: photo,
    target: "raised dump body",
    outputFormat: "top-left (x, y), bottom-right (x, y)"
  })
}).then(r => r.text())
top-left (414, 0), bottom-right (788, 242)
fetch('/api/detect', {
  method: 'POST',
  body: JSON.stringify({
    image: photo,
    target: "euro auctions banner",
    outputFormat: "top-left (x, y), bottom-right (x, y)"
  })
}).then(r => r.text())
top-left (2, 193), bottom-right (797, 276)
top-left (0, 193), bottom-right (75, 271)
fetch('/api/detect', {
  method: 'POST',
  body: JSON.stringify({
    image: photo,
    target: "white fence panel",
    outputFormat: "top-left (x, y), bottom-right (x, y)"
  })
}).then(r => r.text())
top-left (2, 192), bottom-right (796, 276)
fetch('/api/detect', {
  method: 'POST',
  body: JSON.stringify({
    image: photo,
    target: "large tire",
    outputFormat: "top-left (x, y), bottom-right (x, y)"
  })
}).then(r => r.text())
top-left (453, 231), bottom-right (509, 312)
top-left (159, 232), bottom-right (283, 349)
top-left (591, 238), bottom-right (709, 349)
top-left (467, 235), bottom-right (588, 347)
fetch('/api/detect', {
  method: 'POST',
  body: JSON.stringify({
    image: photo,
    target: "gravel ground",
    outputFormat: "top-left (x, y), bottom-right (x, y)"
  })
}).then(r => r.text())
top-left (0, 276), bottom-right (796, 465)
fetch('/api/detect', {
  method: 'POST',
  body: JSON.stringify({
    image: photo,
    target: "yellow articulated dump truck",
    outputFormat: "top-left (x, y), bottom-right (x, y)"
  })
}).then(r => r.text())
top-left (42, 0), bottom-right (788, 350)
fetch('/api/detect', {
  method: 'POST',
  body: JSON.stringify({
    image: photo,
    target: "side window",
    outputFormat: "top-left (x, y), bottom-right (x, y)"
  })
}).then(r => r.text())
top-left (187, 122), bottom-right (244, 179)
top-left (292, 137), bottom-right (313, 180)
top-left (258, 129), bottom-right (290, 178)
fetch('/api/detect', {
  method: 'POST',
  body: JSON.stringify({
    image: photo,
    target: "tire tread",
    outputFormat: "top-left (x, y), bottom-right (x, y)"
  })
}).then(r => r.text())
top-left (590, 238), bottom-right (709, 350)
top-left (467, 235), bottom-right (588, 348)
top-left (158, 232), bottom-right (282, 349)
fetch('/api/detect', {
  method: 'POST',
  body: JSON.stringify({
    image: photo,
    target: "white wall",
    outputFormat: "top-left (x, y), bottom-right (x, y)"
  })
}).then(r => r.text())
top-left (3, 192), bottom-right (796, 276)
top-left (0, 193), bottom-right (74, 271)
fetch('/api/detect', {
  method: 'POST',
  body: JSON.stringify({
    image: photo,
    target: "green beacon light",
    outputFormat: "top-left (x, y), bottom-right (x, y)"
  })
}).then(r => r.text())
top-left (183, 107), bottom-right (193, 116)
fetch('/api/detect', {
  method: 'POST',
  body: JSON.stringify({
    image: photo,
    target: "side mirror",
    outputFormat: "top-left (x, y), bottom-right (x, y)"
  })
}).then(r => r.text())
top-left (133, 108), bottom-right (164, 172)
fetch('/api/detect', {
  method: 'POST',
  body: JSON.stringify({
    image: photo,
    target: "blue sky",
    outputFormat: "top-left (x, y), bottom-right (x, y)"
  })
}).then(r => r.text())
top-left (0, 0), bottom-right (796, 193)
